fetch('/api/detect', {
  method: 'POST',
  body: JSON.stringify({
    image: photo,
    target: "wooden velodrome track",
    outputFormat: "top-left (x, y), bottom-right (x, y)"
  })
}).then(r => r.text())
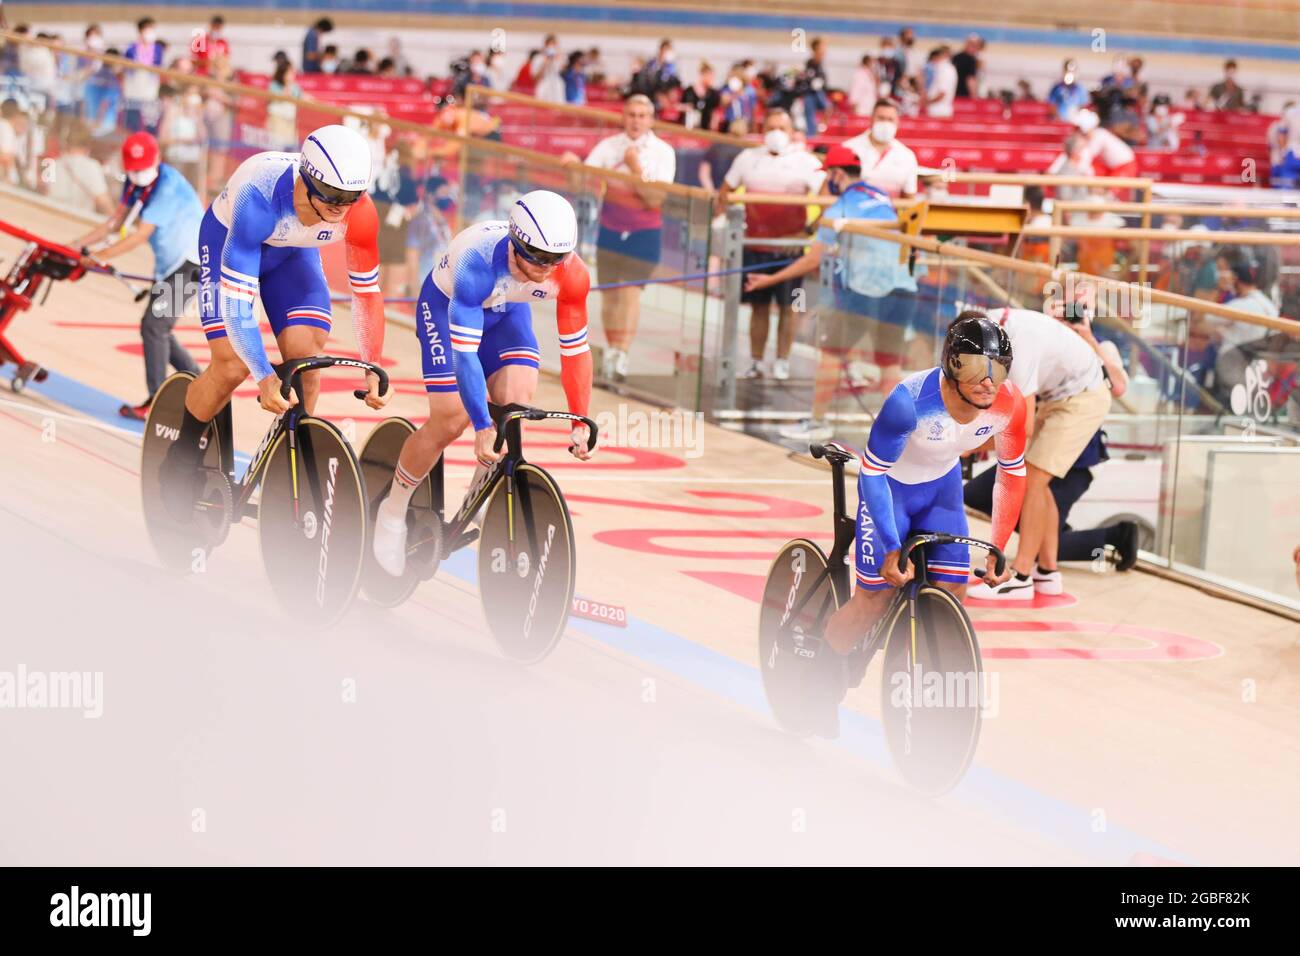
top-left (1, 191), bottom-right (1297, 866)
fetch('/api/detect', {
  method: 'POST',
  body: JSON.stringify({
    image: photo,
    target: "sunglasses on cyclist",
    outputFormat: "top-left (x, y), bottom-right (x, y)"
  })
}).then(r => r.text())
top-left (948, 354), bottom-right (1011, 386)
top-left (301, 171), bottom-right (365, 207)
top-left (509, 233), bottom-right (568, 268)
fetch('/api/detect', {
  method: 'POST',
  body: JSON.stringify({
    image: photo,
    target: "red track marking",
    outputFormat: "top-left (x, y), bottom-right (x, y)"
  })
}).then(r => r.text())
top-left (595, 528), bottom-right (834, 560)
top-left (567, 491), bottom-right (823, 519)
top-left (977, 620), bottom-right (1222, 662)
top-left (0, 409), bottom-right (139, 478)
top-left (965, 591), bottom-right (1080, 610)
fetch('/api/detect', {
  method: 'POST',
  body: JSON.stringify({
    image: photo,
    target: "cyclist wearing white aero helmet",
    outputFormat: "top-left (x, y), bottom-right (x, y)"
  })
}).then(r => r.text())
top-left (373, 189), bottom-right (595, 578)
top-left (170, 123), bottom-right (389, 482)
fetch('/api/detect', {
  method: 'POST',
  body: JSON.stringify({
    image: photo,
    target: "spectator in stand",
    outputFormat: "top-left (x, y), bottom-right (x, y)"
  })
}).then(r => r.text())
top-left (1210, 247), bottom-right (1280, 403)
top-left (1046, 133), bottom-right (1094, 205)
top-left (372, 138), bottom-right (423, 298)
top-left (452, 50), bottom-right (488, 97)
top-left (721, 68), bottom-right (758, 126)
top-left (1210, 59), bottom-right (1246, 111)
top-left (1128, 57), bottom-right (1149, 109)
top-left (875, 38), bottom-right (900, 99)
top-left (1071, 109), bottom-right (1138, 179)
top-left (925, 46), bottom-right (958, 119)
top-left (1270, 102), bottom-right (1299, 187)
top-left (193, 15), bottom-right (229, 77)
top-left (266, 61), bottom-right (302, 150)
top-left (302, 18), bottom-right (334, 74)
top-left (83, 45), bottom-right (121, 138)
top-left (560, 94), bottom-right (676, 382)
top-left (1106, 93), bottom-right (1146, 147)
top-left (0, 98), bottom-right (40, 188)
top-left (385, 37), bottom-right (413, 78)
top-left (531, 36), bottom-right (565, 103)
top-left (512, 48), bottom-right (541, 95)
top-left (842, 99), bottom-right (919, 200)
top-left (585, 47), bottom-right (606, 86)
top-left (21, 32), bottom-right (58, 115)
top-left (848, 54), bottom-right (878, 117)
top-left (0, 24), bottom-right (25, 78)
top-left (202, 55), bottom-right (235, 193)
top-left (1016, 80), bottom-right (1036, 102)
top-left (717, 107), bottom-right (825, 381)
top-left (486, 50), bottom-right (508, 91)
top-left (42, 118), bottom-right (111, 214)
top-left (1146, 94), bottom-right (1184, 151)
top-left (347, 49), bottom-right (374, 75)
top-left (122, 18), bottom-right (163, 133)
top-left (698, 116), bottom-right (746, 191)
top-left (562, 50), bottom-right (587, 105)
top-left (407, 172), bottom-right (453, 282)
top-left (318, 45), bottom-right (341, 75)
top-left (157, 84), bottom-right (205, 192)
top-left (951, 33), bottom-right (982, 99)
top-left (1048, 59), bottom-right (1089, 122)
top-left (1183, 88), bottom-right (1208, 112)
top-left (376, 57), bottom-right (397, 79)
top-left (0, 99), bottom-right (19, 184)
top-left (799, 37), bottom-right (830, 134)
top-left (680, 62), bottom-right (720, 131)
top-left (647, 39), bottom-right (680, 88)
top-left (895, 27), bottom-right (923, 90)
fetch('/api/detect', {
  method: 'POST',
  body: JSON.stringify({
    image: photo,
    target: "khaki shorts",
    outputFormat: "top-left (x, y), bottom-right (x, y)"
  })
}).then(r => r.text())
top-left (1027, 384), bottom-right (1112, 479)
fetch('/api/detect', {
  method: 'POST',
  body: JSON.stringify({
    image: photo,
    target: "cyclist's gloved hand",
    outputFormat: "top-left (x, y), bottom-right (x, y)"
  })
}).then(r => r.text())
top-left (474, 425), bottom-right (504, 467)
top-left (568, 424), bottom-right (594, 461)
top-left (258, 372), bottom-right (295, 415)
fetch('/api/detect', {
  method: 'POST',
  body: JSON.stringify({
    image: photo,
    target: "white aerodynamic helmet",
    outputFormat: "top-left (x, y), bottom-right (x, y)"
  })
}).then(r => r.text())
top-left (299, 124), bottom-right (371, 205)
top-left (508, 189), bottom-right (578, 266)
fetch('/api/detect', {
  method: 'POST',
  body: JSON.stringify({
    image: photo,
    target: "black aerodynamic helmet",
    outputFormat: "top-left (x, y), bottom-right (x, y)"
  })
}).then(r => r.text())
top-left (942, 311), bottom-right (1013, 386)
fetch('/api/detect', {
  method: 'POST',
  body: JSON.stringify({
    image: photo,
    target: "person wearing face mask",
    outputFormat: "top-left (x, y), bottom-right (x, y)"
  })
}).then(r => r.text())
top-left (302, 18), bottom-right (334, 75)
top-left (744, 145), bottom-right (915, 441)
top-left (1047, 59), bottom-right (1089, 122)
top-left (319, 46), bottom-right (341, 75)
top-left (561, 94), bottom-right (676, 382)
top-left (718, 108), bottom-right (825, 381)
top-left (841, 99), bottom-right (918, 200)
top-left (1210, 59), bottom-right (1246, 112)
top-left (721, 69), bottom-right (758, 126)
top-left (848, 54), bottom-right (878, 118)
top-left (71, 132), bottom-right (204, 419)
top-left (123, 17), bottom-right (164, 133)
top-left (193, 15), bottom-right (229, 78)
top-left (1145, 95), bottom-right (1184, 151)
top-left (532, 34), bottom-right (566, 104)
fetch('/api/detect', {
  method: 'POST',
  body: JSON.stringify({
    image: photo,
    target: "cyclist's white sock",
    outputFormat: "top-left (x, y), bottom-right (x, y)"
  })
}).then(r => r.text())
top-left (380, 461), bottom-right (425, 518)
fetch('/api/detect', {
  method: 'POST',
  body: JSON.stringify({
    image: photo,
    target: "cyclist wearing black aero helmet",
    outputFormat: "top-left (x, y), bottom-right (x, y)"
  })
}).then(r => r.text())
top-left (819, 309), bottom-right (1029, 662)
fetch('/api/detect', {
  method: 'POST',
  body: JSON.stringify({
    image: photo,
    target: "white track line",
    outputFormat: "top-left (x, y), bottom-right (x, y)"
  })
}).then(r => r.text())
top-left (0, 396), bottom-right (143, 439)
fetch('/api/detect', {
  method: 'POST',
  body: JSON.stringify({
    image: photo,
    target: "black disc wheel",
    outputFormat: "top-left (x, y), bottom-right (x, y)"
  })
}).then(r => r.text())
top-left (476, 463), bottom-right (575, 664)
top-left (878, 585), bottom-right (983, 796)
top-left (257, 417), bottom-right (368, 627)
top-left (141, 372), bottom-right (231, 572)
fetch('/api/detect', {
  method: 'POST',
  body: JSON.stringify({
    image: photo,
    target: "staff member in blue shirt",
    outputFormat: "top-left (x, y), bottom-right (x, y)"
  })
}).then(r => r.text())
top-left (74, 132), bottom-right (204, 419)
top-left (745, 144), bottom-right (917, 443)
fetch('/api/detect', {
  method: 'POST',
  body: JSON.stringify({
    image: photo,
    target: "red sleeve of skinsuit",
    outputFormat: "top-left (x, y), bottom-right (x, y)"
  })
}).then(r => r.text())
top-left (553, 254), bottom-right (592, 418)
top-left (990, 382), bottom-right (1028, 552)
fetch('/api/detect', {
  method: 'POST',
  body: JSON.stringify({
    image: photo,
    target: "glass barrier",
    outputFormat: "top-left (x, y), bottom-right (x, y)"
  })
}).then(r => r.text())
top-left (0, 35), bottom-right (717, 415)
top-left (703, 215), bottom-right (1300, 611)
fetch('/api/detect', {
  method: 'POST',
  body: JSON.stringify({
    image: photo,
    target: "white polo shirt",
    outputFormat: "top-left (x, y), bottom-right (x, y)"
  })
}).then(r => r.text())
top-left (988, 307), bottom-right (1104, 403)
top-left (927, 60), bottom-right (958, 119)
top-left (840, 133), bottom-right (919, 198)
top-left (585, 129), bottom-right (678, 232)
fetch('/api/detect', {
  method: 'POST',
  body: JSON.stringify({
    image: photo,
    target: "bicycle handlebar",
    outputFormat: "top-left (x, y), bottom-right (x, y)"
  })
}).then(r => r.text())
top-left (274, 356), bottom-right (390, 401)
top-left (899, 533), bottom-right (1006, 580)
top-left (492, 407), bottom-right (600, 453)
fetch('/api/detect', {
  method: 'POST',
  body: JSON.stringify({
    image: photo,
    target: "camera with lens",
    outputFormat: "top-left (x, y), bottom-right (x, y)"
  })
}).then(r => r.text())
top-left (1062, 302), bottom-right (1089, 325)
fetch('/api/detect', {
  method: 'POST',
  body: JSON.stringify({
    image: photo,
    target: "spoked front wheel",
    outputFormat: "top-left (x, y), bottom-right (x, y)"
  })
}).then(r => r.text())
top-left (879, 585), bottom-right (983, 795)
top-left (477, 462), bottom-right (576, 664)
top-left (758, 538), bottom-right (842, 736)
top-left (257, 417), bottom-right (368, 627)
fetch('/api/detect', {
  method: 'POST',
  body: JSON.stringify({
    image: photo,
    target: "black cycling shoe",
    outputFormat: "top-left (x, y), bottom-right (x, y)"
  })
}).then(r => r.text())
top-left (160, 443), bottom-right (203, 523)
top-left (1114, 520), bottom-right (1140, 572)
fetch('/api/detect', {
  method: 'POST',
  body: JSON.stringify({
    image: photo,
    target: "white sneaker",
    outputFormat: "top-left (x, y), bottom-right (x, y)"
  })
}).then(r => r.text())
top-left (601, 348), bottom-right (621, 380)
top-left (372, 498), bottom-right (409, 578)
top-left (741, 360), bottom-right (764, 379)
top-left (846, 360), bottom-right (881, 388)
top-left (614, 348), bottom-right (630, 380)
top-left (779, 418), bottom-right (833, 442)
top-left (966, 574), bottom-right (1035, 600)
top-left (773, 358), bottom-right (790, 381)
top-left (1032, 568), bottom-right (1064, 595)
